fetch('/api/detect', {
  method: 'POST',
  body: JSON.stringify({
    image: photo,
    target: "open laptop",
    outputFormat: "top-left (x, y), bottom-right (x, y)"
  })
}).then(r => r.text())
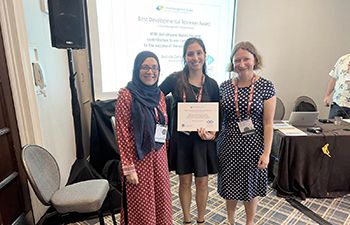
top-left (288, 111), bottom-right (319, 127)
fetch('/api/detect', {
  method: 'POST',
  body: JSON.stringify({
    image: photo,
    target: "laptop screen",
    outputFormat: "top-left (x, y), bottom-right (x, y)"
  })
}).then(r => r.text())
top-left (288, 111), bottom-right (319, 126)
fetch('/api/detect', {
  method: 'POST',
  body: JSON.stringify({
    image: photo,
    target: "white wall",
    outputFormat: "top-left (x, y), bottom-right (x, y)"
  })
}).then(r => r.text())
top-left (21, 0), bottom-right (76, 222)
top-left (235, 0), bottom-right (350, 118)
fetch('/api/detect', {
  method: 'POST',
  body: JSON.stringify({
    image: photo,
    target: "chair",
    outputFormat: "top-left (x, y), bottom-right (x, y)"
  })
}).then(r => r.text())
top-left (21, 144), bottom-right (110, 225)
top-left (274, 97), bottom-right (285, 120)
top-left (293, 96), bottom-right (318, 112)
top-left (111, 116), bottom-right (116, 138)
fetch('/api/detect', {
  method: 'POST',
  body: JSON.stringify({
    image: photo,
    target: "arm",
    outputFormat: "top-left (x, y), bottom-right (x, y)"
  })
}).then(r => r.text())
top-left (258, 96), bottom-right (276, 170)
top-left (197, 78), bottom-right (220, 140)
top-left (323, 77), bottom-right (336, 106)
top-left (115, 89), bottom-right (138, 184)
top-left (159, 73), bottom-right (176, 96)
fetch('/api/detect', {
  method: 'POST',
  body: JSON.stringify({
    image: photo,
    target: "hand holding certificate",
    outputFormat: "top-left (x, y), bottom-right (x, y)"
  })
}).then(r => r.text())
top-left (177, 102), bottom-right (219, 131)
top-left (198, 127), bottom-right (216, 140)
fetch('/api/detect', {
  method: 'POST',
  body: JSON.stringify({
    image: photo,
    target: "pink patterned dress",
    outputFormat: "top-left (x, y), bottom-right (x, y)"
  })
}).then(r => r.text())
top-left (115, 88), bottom-right (172, 225)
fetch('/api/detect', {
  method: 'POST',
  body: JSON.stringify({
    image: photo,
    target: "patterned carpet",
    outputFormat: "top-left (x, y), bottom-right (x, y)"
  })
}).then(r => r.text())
top-left (72, 172), bottom-right (350, 225)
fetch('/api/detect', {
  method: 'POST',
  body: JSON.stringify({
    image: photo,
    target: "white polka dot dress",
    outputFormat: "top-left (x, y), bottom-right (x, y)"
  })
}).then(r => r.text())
top-left (217, 77), bottom-right (275, 201)
top-left (115, 89), bottom-right (172, 225)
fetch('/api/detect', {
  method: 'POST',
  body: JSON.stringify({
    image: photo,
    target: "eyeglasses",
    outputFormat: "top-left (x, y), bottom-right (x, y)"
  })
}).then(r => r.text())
top-left (140, 65), bottom-right (159, 73)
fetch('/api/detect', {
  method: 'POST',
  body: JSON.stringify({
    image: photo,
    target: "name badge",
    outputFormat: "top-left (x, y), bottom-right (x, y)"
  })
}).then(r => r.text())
top-left (155, 124), bottom-right (168, 143)
top-left (237, 119), bottom-right (256, 136)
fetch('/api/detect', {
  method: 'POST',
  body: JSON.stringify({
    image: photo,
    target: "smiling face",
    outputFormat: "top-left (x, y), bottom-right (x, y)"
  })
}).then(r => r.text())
top-left (139, 57), bottom-right (159, 86)
top-left (185, 42), bottom-right (206, 72)
top-left (232, 48), bottom-right (256, 76)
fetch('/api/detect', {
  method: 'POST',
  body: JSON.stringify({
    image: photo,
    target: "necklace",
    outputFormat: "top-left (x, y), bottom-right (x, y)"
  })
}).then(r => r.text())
top-left (190, 85), bottom-right (200, 101)
top-left (182, 74), bottom-right (205, 102)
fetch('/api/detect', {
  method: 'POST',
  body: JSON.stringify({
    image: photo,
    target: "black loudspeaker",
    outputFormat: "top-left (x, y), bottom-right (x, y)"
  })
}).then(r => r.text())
top-left (48, 0), bottom-right (86, 49)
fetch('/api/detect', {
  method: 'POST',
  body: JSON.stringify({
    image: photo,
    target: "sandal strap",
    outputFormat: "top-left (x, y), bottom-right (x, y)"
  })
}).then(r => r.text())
top-left (197, 220), bottom-right (205, 224)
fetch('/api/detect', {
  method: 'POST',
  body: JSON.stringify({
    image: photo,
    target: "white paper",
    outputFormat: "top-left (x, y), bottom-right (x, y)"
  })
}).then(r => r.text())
top-left (177, 102), bottom-right (219, 131)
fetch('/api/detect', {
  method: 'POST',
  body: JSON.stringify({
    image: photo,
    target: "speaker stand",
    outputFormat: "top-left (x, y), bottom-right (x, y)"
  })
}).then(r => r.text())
top-left (67, 48), bottom-right (84, 159)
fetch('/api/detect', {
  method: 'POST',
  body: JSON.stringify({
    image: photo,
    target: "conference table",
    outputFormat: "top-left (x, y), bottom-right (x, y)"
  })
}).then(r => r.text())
top-left (270, 121), bottom-right (350, 200)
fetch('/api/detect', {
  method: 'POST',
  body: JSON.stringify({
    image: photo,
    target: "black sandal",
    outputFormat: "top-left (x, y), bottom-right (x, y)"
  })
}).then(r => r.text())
top-left (197, 220), bottom-right (205, 224)
top-left (183, 221), bottom-right (191, 224)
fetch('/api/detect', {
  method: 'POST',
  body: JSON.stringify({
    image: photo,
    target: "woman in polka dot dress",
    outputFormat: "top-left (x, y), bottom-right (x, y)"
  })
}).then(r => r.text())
top-left (115, 51), bottom-right (172, 225)
top-left (217, 42), bottom-right (276, 225)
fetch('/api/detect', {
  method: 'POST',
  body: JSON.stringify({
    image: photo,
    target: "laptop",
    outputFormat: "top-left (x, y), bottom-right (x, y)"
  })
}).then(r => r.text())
top-left (288, 111), bottom-right (319, 127)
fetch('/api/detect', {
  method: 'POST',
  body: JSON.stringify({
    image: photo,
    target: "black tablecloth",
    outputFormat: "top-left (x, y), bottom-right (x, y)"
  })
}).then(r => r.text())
top-left (271, 122), bottom-right (350, 199)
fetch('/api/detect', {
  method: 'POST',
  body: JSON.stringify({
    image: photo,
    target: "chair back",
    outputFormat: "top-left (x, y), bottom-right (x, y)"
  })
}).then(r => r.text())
top-left (274, 97), bottom-right (285, 120)
top-left (293, 96), bottom-right (317, 112)
top-left (111, 116), bottom-right (116, 138)
top-left (22, 144), bottom-right (61, 205)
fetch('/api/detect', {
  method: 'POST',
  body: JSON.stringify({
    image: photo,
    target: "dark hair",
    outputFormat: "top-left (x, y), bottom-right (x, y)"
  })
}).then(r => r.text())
top-left (177, 37), bottom-right (207, 97)
top-left (227, 41), bottom-right (262, 72)
top-left (182, 37), bottom-right (207, 75)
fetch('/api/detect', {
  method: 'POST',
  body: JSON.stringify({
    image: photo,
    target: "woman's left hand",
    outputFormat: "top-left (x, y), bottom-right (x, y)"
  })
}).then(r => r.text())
top-left (197, 128), bottom-right (216, 140)
top-left (258, 152), bottom-right (270, 170)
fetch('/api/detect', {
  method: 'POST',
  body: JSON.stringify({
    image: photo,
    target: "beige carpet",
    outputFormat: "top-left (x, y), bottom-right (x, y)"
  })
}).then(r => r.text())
top-left (72, 172), bottom-right (350, 225)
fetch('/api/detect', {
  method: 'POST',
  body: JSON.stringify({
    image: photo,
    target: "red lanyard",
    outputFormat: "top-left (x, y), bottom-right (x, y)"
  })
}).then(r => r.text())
top-left (154, 108), bottom-right (159, 123)
top-left (182, 75), bottom-right (205, 102)
top-left (154, 107), bottom-right (167, 125)
top-left (232, 75), bottom-right (256, 120)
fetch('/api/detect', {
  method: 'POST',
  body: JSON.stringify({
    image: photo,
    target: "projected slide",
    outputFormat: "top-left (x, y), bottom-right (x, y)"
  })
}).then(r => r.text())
top-left (95, 0), bottom-right (235, 99)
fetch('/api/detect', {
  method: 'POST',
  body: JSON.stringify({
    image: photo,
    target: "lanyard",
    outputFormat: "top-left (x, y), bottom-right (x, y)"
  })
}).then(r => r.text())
top-left (154, 107), bottom-right (164, 124)
top-left (154, 108), bottom-right (159, 123)
top-left (182, 75), bottom-right (205, 102)
top-left (232, 75), bottom-right (256, 120)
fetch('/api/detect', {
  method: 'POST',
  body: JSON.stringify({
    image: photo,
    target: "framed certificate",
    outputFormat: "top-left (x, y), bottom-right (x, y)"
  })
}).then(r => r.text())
top-left (177, 102), bottom-right (219, 131)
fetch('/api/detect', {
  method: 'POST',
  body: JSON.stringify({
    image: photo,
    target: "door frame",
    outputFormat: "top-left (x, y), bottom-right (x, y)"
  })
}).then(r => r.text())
top-left (0, 0), bottom-right (44, 223)
top-left (0, 0), bottom-right (42, 145)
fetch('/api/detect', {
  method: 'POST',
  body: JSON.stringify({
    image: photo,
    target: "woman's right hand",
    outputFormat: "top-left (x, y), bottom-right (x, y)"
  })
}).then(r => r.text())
top-left (197, 128), bottom-right (216, 140)
top-left (126, 172), bottom-right (139, 185)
